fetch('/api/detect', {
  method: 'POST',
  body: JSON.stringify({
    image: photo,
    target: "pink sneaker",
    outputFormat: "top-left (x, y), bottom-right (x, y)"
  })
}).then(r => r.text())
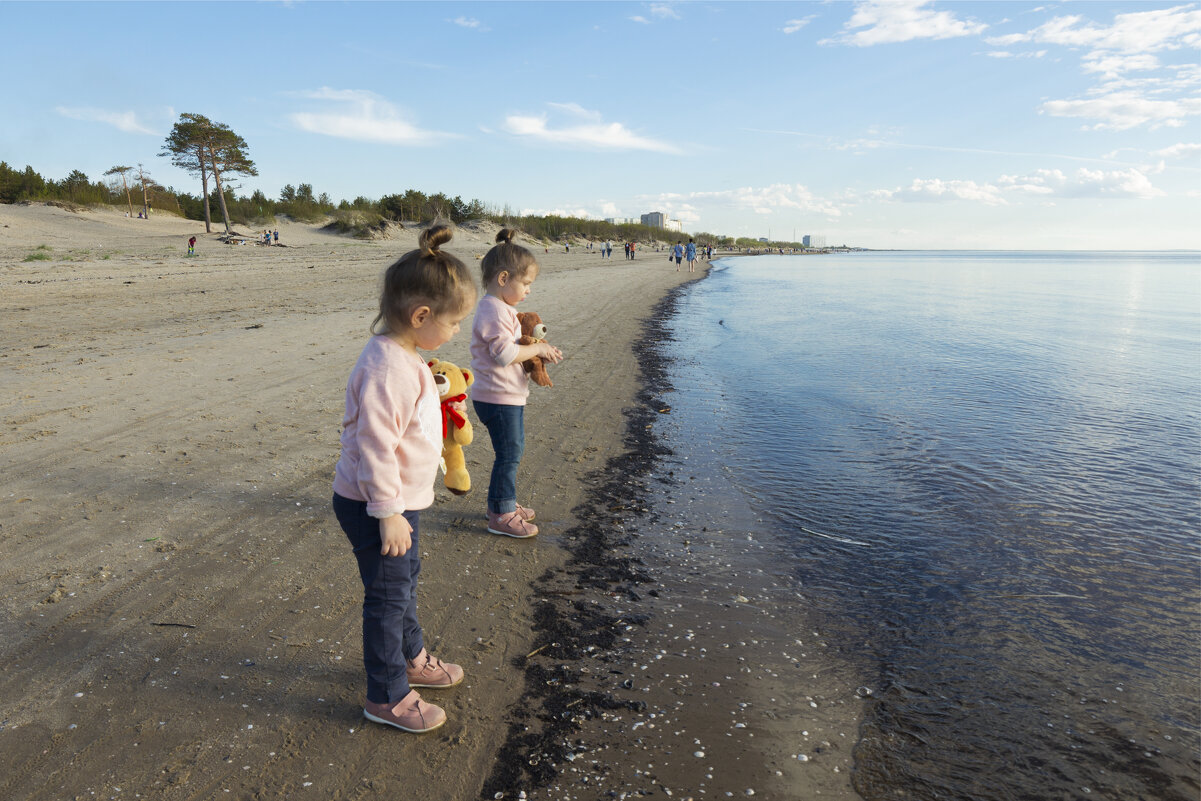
top-left (406, 648), bottom-right (464, 688)
top-left (515, 503), bottom-right (536, 522)
top-left (487, 510), bottom-right (538, 538)
top-left (363, 690), bottom-right (445, 733)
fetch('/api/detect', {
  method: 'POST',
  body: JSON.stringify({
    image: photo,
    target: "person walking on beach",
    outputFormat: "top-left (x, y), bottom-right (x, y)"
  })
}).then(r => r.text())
top-left (332, 224), bottom-right (476, 734)
top-left (686, 238), bottom-right (698, 272)
top-left (604, 241), bottom-right (612, 259)
top-left (187, 236), bottom-right (196, 256)
top-left (629, 241), bottom-right (637, 260)
top-left (470, 229), bottom-right (563, 539)
top-left (672, 241), bottom-right (684, 271)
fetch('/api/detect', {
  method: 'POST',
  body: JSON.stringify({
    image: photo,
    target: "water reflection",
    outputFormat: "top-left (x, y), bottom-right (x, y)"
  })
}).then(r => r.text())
top-left (661, 252), bottom-right (1201, 801)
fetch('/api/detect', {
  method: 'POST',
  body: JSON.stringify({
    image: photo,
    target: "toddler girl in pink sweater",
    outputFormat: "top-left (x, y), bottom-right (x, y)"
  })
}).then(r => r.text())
top-left (332, 225), bottom-right (476, 734)
top-left (470, 229), bottom-right (563, 538)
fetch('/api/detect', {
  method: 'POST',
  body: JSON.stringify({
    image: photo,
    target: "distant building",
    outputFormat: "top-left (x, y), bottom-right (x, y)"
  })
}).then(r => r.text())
top-left (802, 235), bottom-right (811, 247)
top-left (758, 237), bottom-right (770, 243)
top-left (667, 219), bottom-right (682, 232)
top-left (605, 217), bottom-right (637, 225)
top-left (640, 211), bottom-right (666, 228)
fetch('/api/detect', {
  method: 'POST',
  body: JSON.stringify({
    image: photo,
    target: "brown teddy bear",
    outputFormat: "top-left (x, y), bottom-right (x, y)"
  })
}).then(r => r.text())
top-left (516, 311), bottom-right (552, 387)
top-left (427, 358), bottom-right (474, 495)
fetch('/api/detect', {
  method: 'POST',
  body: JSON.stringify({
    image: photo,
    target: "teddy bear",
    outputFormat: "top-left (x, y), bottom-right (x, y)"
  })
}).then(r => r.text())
top-left (427, 359), bottom-right (474, 495)
top-left (516, 311), bottom-right (553, 387)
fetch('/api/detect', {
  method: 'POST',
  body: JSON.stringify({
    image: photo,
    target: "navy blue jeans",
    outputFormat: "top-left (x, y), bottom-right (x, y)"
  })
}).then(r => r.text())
top-left (472, 400), bottom-right (525, 515)
top-left (332, 494), bottom-right (423, 704)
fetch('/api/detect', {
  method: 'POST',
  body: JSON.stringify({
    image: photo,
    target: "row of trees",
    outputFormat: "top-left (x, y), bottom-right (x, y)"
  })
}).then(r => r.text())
top-left (5, 110), bottom-right (826, 249)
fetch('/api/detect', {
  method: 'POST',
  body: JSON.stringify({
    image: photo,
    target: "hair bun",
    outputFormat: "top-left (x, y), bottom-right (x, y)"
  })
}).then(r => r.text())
top-left (496, 228), bottom-right (516, 245)
top-left (420, 224), bottom-right (454, 255)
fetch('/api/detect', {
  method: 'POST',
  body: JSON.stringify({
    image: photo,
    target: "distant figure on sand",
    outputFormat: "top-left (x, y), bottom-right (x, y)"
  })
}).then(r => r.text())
top-left (273, 230), bottom-right (279, 244)
top-left (187, 236), bottom-right (196, 256)
top-left (686, 238), bottom-right (698, 272)
top-left (332, 224), bottom-right (476, 734)
top-left (672, 241), bottom-right (683, 271)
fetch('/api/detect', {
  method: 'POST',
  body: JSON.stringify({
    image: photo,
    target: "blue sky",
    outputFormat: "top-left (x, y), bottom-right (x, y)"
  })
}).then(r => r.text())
top-left (2, 1), bottom-right (1198, 249)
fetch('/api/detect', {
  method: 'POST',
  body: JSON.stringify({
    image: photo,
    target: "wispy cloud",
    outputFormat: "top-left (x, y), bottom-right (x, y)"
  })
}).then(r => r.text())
top-left (450, 16), bottom-right (487, 31)
top-left (501, 104), bottom-right (680, 153)
top-left (55, 106), bottom-right (159, 135)
top-left (1040, 91), bottom-right (1201, 131)
top-left (1000, 167), bottom-right (1165, 199)
top-left (1154, 142), bottom-right (1201, 159)
top-left (823, 0), bottom-right (987, 46)
top-left (782, 16), bottom-right (815, 35)
top-left (289, 87), bottom-right (455, 145)
top-left (646, 184), bottom-right (843, 218)
top-left (989, 5), bottom-right (1201, 130)
top-left (742, 126), bottom-right (1152, 167)
top-left (650, 4), bottom-right (681, 21)
top-left (876, 178), bottom-right (1007, 205)
top-left (875, 167), bottom-right (1164, 205)
top-left (629, 15), bottom-right (650, 25)
top-left (985, 5), bottom-right (1201, 54)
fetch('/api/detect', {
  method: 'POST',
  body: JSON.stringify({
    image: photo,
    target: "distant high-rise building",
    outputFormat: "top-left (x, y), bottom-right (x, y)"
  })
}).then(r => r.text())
top-left (667, 219), bottom-right (682, 232)
top-left (640, 211), bottom-right (666, 228)
top-left (802, 235), bottom-right (811, 247)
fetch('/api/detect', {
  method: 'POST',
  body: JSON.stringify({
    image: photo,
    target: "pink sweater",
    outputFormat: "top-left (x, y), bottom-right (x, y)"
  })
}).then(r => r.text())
top-left (333, 336), bottom-right (442, 518)
top-left (470, 294), bottom-right (529, 405)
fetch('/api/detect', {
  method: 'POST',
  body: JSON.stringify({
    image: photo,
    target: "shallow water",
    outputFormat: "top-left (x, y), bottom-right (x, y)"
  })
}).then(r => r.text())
top-left (653, 252), bottom-right (1200, 800)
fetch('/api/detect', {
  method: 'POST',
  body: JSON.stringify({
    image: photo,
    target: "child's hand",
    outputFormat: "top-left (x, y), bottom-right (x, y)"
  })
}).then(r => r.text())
top-left (449, 399), bottom-right (467, 415)
top-left (540, 343), bottom-right (563, 364)
top-left (380, 514), bottom-right (413, 557)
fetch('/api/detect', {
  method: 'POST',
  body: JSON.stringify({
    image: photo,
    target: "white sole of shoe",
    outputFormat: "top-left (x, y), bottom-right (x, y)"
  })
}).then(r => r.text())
top-left (486, 525), bottom-right (537, 538)
top-left (363, 708), bottom-right (445, 733)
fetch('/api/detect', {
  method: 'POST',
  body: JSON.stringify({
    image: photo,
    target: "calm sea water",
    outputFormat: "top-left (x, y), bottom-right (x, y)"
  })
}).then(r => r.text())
top-left (657, 252), bottom-right (1200, 800)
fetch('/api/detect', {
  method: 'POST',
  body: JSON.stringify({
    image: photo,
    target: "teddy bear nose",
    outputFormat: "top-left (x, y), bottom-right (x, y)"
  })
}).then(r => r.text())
top-left (434, 374), bottom-right (448, 387)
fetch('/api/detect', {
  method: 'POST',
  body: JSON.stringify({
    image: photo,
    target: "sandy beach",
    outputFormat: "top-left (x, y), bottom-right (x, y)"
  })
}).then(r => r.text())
top-left (0, 204), bottom-right (859, 800)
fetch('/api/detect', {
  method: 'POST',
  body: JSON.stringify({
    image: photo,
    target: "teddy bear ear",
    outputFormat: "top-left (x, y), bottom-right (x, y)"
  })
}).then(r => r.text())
top-left (427, 360), bottom-right (437, 368)
top-left (460, 368), bottom-right (474, 387)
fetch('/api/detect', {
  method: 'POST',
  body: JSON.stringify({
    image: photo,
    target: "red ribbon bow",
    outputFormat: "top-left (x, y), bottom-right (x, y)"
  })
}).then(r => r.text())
top-left (440, 393), bottom-right (468, 438)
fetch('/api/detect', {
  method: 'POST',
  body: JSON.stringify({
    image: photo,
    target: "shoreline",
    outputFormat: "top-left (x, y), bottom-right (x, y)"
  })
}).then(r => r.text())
top-left (484, 258), bottom-right (863, 800)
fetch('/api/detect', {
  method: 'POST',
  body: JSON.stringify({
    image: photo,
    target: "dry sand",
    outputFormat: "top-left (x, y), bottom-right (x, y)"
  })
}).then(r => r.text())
top-left (0, 204), bottom-right (860, 800)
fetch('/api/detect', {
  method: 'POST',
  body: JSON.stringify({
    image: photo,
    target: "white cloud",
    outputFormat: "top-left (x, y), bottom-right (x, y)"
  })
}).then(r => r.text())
top-left (650, 4), bottom-right (680, 20)
top-left (450, 16), bottom-right (486, 30)
top-left (875, 167), bottom-right (1164, 206)
top-left (1040, 90), bottom-right (1201, 130)
top-left (1082, 51), bottom-right (1161, 78)
top-left (824, 0), bottom-right (987, 46)
top-left (289, 88), bottom-right (453, 145)
top-left (1001, 167), bottom-right (1165, 199)
top-left (546, 102), bottom-right (602, 121)
top-left (679, 184), bottom-right (843, 218)
top-left (1154, 142), bottom-right (1201, 159)
top-left (782, 16), bottom-right (815, 35)
top-left (988, 5), bottom-right (1201, 131)
top-left (501, 105), bottom-right (681, 153)
top-left (988, 5), bottom-right (1201, 54)
top-left (985, 49), bottom-right (1046, 59)
top-left (878, 178), bottom-right (1008, 205)
top-left (629, 15), bottom-right (650, 24)
top-left (55, 106), bottom-right (159, 135)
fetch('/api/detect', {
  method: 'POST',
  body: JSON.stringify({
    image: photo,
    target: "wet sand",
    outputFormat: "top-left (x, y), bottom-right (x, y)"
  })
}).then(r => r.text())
top-left (0, 204), bottom-right (859, 800)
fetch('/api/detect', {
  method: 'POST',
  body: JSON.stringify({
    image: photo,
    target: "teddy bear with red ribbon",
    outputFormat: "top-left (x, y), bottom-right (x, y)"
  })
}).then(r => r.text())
top-left (428, 358), bottom-right (474, 495)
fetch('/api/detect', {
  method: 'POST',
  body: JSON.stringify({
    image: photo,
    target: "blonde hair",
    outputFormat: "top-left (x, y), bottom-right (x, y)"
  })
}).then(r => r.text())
top-left (480, 228), bottom-right (538, 285)
top-left (372, 224), bottom-right (476, 335)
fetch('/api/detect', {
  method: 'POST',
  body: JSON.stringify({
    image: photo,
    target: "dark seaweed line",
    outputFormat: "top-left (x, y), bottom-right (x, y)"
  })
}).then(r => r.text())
top-left (480, 280), bottom-right (696, 800)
